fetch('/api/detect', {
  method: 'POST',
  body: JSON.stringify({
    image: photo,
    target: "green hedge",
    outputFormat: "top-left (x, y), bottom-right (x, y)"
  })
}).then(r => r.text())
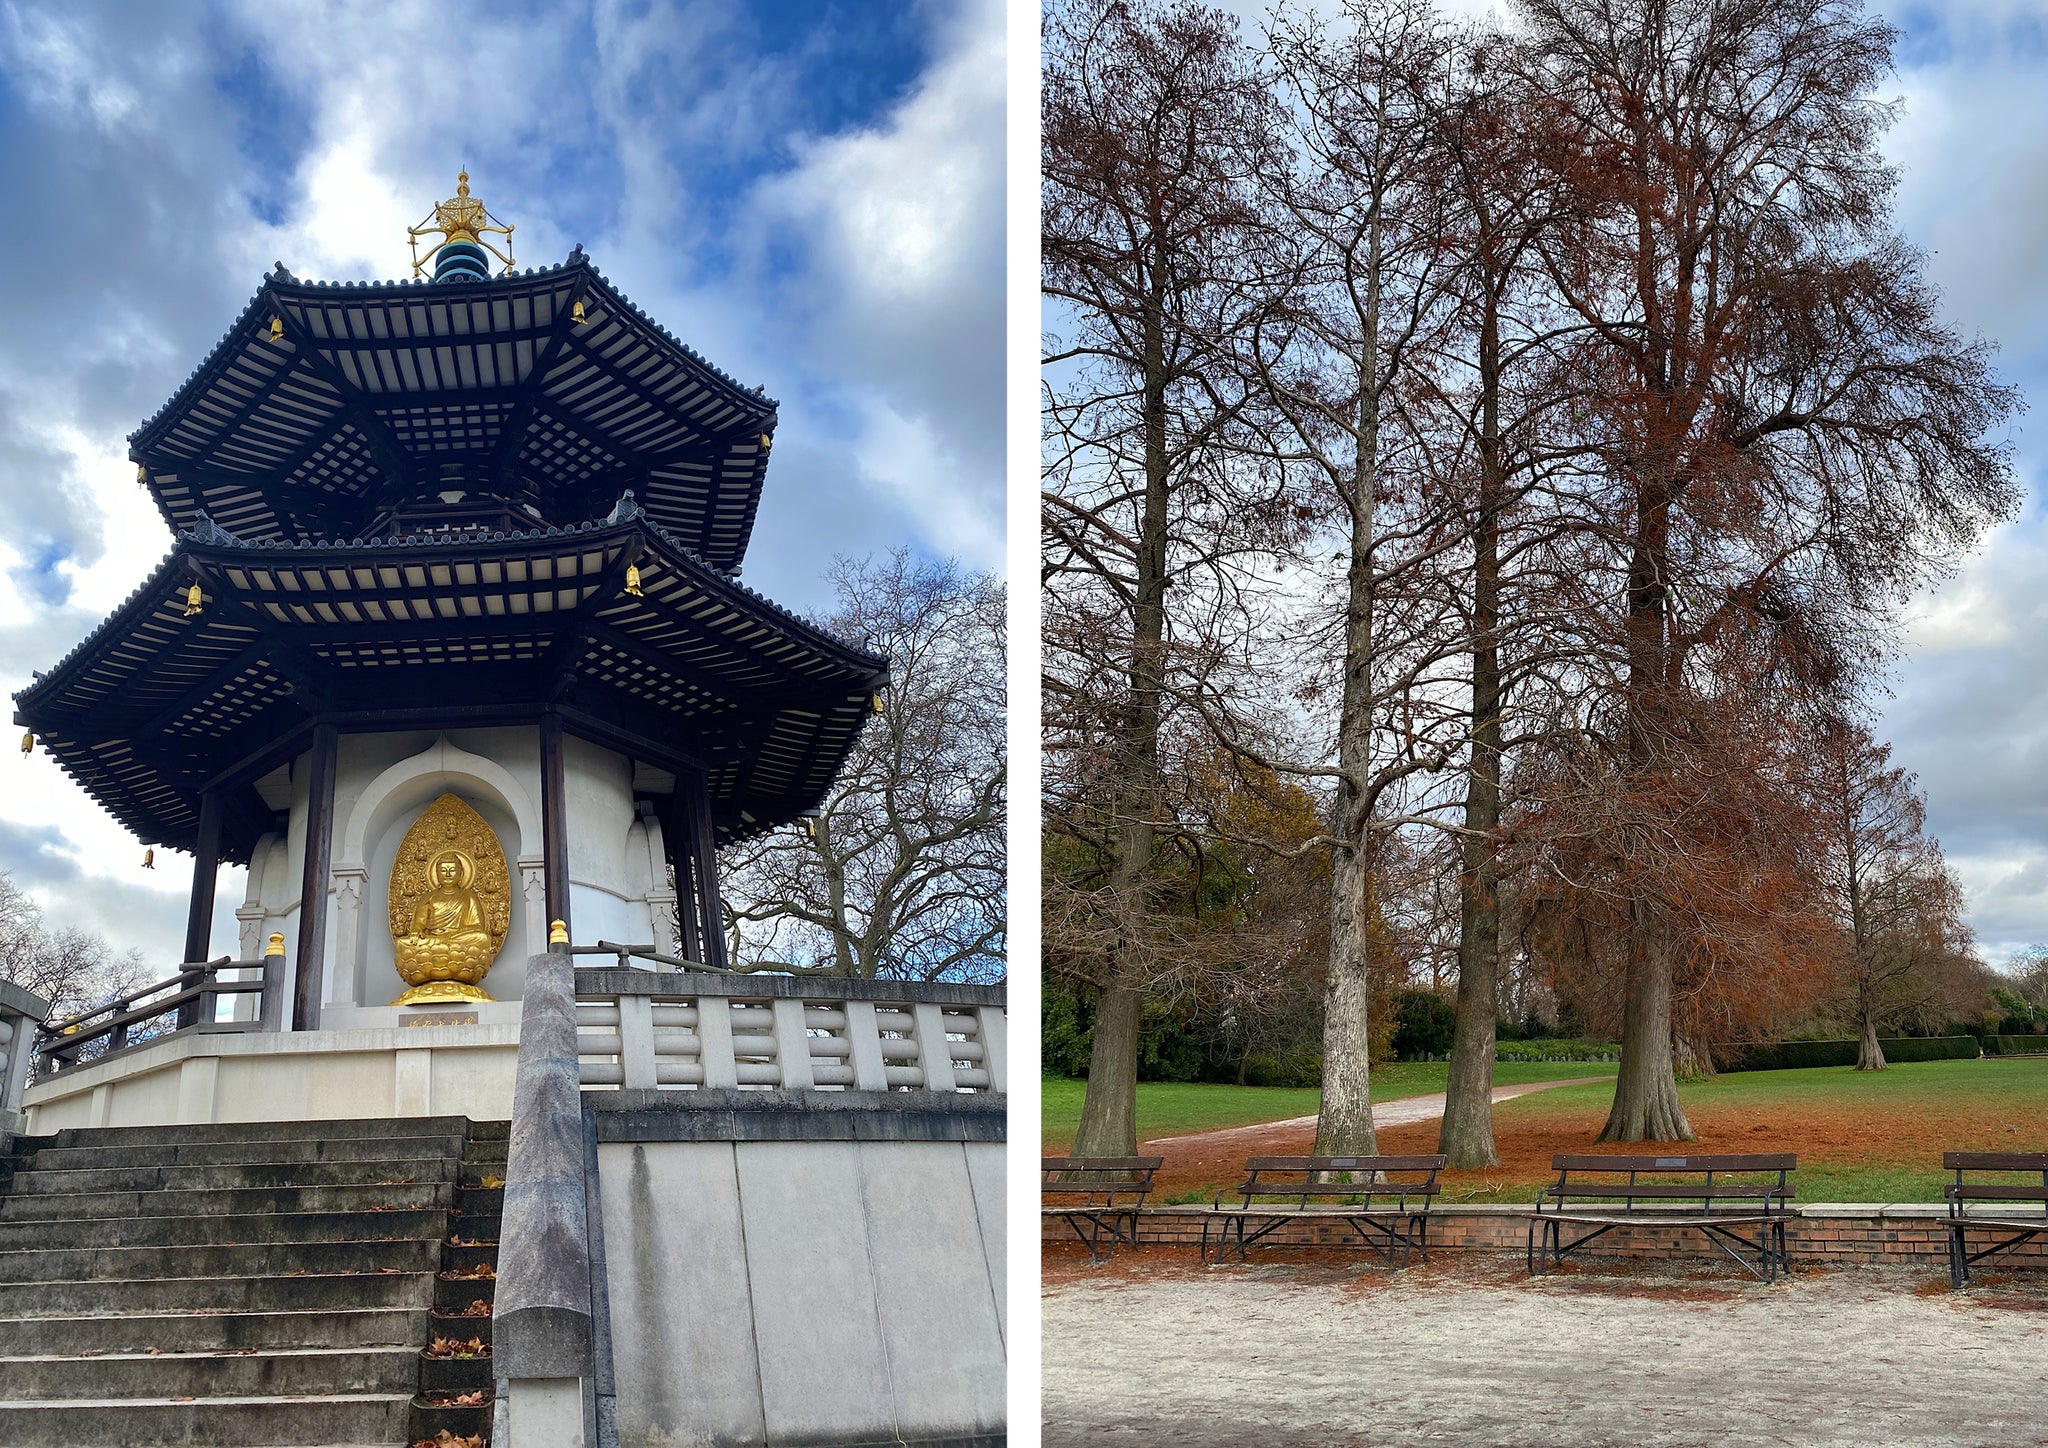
top-left (1714, 1035), bottom-right (1980, 1072)
top-left (1494, 1038), bottom-right (1619, 1062)
top-left (1984, 1034), bottom-right (2048, 1056)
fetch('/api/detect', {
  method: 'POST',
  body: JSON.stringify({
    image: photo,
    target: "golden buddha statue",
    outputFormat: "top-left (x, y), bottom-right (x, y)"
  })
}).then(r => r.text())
top-left (390, 794), bottom-right (510, 1005)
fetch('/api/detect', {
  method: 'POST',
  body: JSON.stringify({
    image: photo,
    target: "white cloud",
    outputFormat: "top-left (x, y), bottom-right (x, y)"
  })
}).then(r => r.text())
top-left (0, 0), bottom-right (1003, 969)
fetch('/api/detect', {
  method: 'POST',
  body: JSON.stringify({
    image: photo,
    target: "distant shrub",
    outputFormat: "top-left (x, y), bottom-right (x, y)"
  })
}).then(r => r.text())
top-left (1390, 988), bottom-right (1458, 1060)
top-left (1984, 1035), bottom-right (2048, 1056)
top-left (1714, 1035), bottom-right (1978, 1071)
top-left (1241, 1050), bottom-right (1322, 1088)
top-left (1493, 1038), bottom-right (1618, 1063)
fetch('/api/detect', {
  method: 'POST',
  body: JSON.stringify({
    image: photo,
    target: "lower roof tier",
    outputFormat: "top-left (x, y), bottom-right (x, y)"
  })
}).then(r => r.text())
top-left (12, 505), bottom-right (886, 863)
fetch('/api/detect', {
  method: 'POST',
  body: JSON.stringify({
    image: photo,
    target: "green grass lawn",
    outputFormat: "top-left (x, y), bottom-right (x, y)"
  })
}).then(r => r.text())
top-left (1043, 1057), bottom-right (2048, 1202)
top-left (1040, 1059), bottom-right (1617, 1152)
top-left (1477, 1056), bottom-right (2048, 1202)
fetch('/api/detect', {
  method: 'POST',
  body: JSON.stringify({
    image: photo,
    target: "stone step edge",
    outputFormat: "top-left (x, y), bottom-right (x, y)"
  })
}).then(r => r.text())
top-left (16, 1155), bottom-right (466, 1177)
top-left (0, 1392), bottom-right (410, 1408)
top-left (0, 1235), bottom-right (445, 1258)
top-left (0, 1306), bottom-right (424, 1326)
top-left (0, 1207), bottom-right (447, 1231)
top-left (0, 1269), bottom-right (436, 1300)
top-left (0, 1345), bottom-right (420, 1365)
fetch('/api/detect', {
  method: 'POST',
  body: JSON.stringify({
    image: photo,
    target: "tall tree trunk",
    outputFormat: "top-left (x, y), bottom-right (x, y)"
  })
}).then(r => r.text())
top-left (1441, 295), bottom-right (1506, 1169)
top-left (1857, 1006), bottom-right (1887, 1071)
top-left (1314, 186), bottom-right (1386, 1159)
top-left (1599, 899), bottom-right (1695, 1141)
top-left (1074, 980), bottom-right (1144, 1154)
top-left (1316, 846), bottom-right (1380, 1157)
top-left (1072, 252), bottom-right (1172, 1159)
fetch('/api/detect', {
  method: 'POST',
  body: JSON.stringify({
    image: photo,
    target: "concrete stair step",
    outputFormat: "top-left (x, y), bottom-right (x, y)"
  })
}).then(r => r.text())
top-left (0, 1206), bottom-right (447, 1250)
top-left (0, 1270), bottom-right (434, 1319)
top-left (0, 1392), bottom-right (411, 1446)
top-left (0, 1306), bottom-right (427, 1356)
top-left (0, 1344), bottom-right (420, 1399)
top-left (0, 1235), bottom-right (440, 1284)
top-left (10, 1156), bottom-right (462, 1195)
top-left (27, 1134), bottom-right (467, 1171)
top-left (46, 1117), bottom-right (473, 1150)
top-left (0, 1180), bottom-right (452, 1220)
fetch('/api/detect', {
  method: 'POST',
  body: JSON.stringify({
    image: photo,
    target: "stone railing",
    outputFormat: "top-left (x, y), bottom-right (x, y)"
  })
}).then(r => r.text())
top-left (0, 980), bottom-right (50, 1137)
top-left (569, 969), bottom-right (1007, 1095)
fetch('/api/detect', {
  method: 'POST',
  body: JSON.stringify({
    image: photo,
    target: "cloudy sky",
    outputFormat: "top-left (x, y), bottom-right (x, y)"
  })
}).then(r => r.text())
top-left (0, 0), bottom-right (1004, 965)
top-left (1871, 1), bottom-right (2048, 966)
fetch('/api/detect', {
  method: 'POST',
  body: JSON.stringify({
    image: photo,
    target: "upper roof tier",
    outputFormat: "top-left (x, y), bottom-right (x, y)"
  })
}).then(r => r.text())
top-left (128, 251), bottom-right (777, 573)
top-left (13, 503), bottom-right (885, 863)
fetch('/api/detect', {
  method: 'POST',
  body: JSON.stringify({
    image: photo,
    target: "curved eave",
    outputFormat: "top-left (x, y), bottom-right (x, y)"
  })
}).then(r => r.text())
top-left (125, 256), bottom-right (777, 571)
top-left (15, 520), bottom-right (884, 856)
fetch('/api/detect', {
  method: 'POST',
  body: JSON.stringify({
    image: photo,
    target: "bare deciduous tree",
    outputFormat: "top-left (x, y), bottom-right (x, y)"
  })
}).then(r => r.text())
top-left (721, 552), bottom-right (1004, 982)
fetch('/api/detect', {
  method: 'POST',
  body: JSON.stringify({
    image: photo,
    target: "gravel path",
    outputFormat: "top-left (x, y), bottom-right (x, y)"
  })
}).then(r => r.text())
top-left (1043, 1257), bottom-right (2048, 1446)
top-left (1140, 1078), bottom-right (1607, 1148)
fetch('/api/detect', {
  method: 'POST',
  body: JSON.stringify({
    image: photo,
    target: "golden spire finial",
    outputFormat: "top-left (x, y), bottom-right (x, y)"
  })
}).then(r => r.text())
top-left (408, 170), bottom-right (516, 279)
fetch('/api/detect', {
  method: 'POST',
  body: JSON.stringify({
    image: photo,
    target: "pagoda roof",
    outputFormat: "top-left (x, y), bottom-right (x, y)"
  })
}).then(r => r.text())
top-left (14, 510), bottom-right (885, 864)
top-left (128, 253), bottom-right (777, 573)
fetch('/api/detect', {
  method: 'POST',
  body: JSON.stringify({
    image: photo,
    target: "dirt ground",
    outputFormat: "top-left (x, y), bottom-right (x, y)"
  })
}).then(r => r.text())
top-left (1041, 1252), bottom-right (2048, 1446)
top-left (1141, 1086), bottom-right (2047, 1199)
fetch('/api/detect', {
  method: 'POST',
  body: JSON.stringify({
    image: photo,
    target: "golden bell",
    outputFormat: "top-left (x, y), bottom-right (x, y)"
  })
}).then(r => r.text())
top-left (571, 300), bottom-right (587, 325)
top-left (18, 732), bottom-right (31, 756)
top-left (549, 919), bottom-right (569, 945)
top-left (268, 317), bottom-right (284, 342)
top-left (870, 692), bottom-right (884, 715)
top-left (624, 563), bottom-right (643, 597)
top-left (759, 432), bottom-right (773, 452)
top-left (142, 848), bottom-right (155, 869)
top-left (136, 465), bottom-right (147, 484)
top-left (183, 582), bottom-right (203, 617)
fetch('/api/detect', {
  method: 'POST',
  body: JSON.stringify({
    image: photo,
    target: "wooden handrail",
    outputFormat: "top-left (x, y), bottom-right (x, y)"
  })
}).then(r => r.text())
top-left (33, 957), bottom-right (276, 1078)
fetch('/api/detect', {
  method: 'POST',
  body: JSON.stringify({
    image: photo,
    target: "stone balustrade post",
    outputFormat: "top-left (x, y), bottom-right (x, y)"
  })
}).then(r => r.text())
top-left (497, 950), bottom-right (597, 1447)
top-left (0, 980), bottom-right (51, 1139)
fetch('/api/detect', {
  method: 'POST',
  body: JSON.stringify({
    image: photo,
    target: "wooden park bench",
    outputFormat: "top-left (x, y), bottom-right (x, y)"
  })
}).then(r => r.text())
top-left (1944, 1151), bottom-right (2048, 1287)
top-left (1529, 1153), bottom-right (1795, 1282)
top-left (1042, 1156), bottom-right (1163, 1261)
top-left (1201, 1155), bottom-right (1445, 1267)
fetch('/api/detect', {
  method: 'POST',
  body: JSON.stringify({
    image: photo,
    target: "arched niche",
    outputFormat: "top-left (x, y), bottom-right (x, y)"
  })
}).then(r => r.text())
top-left (329, 735), bottom-right (546, 1009)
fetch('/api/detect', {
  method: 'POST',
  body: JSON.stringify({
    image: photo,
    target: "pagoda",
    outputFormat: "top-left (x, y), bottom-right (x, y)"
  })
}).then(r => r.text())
top-left (14, 173), bottom-right (886, 1040)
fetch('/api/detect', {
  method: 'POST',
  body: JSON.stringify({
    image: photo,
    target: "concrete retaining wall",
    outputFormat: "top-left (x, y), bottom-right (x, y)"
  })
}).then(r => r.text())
top-left (1045, 1204), bottom-right (2048, 1269)
top-left (598, 1092), bottom-right (1006, 1448)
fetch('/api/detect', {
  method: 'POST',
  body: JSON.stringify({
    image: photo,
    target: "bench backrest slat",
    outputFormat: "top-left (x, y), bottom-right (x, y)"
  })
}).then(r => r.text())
top-left (1943, 1151), bottom-right (2048, 1172)
top-left (1042, 1156), bottom-right (1164, 1173)
top-left (1243, 1155), bottom-right (1446, 1173)
top-left (1550, 1153), bottom-right (1795, 1173)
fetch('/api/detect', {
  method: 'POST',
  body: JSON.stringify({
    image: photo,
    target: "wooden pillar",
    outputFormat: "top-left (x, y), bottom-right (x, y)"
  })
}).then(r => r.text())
top-left (681, 764), bottom-right (726, 969)
top-left (662, 788), bottom-right (702, 963)
top-left (540, 712), bottom-right (571, 941)
top-left (291, 724), bottom-right (338, 1033)
top-left (178, 790), bottom-right (224, 1028)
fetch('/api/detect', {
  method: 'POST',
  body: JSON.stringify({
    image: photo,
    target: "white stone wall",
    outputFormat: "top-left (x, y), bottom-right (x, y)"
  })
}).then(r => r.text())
top-left (597, 1137), bottom-right (1007, 1447)
top-left (20, 1026), bottom-right (520, 1130)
